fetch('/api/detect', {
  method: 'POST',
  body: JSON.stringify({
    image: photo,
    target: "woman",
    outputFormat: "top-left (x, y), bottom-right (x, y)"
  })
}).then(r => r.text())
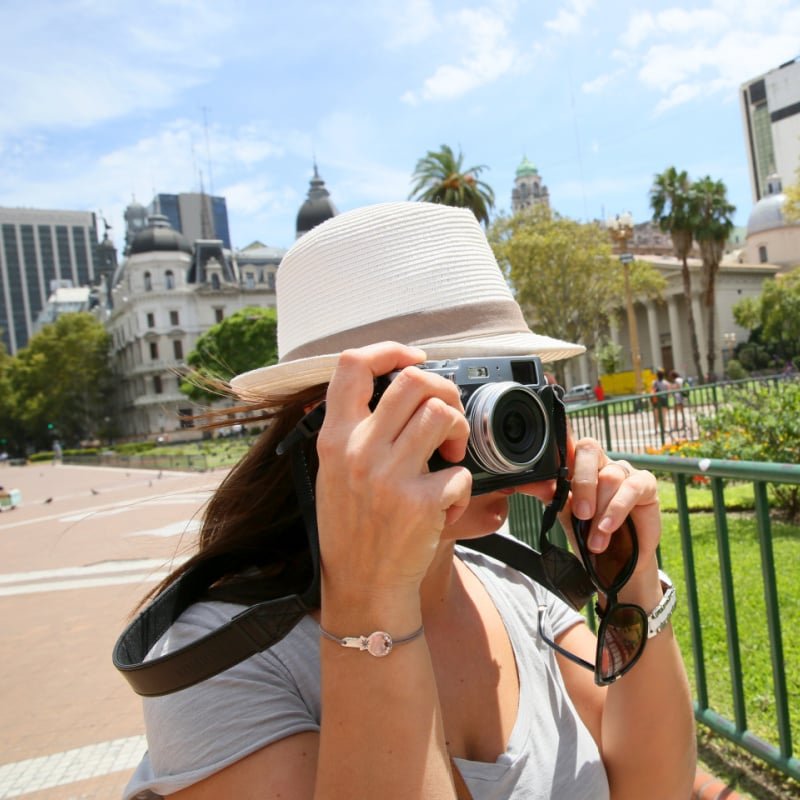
top-left (121, 202), bottom-right (695, 799)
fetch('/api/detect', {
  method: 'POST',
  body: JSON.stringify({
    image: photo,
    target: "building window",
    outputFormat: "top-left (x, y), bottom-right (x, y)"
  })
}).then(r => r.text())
top-left (214, 307), bottom-right (224, 323)
top-left (259, 269), bottom-right (265, 283)
top-left (149, 341), bottom-right (159, 360)
top-left (179, 407), bottom-right (195, 428)
top-left (758, 245), bottom-right (768, 263)
top-left (165, 270), bottom-right (175, 290)
top-left (153, 375), bottom-right (163, 394)
top-left (147, 312), bottom-right (155, 328)
top-left (267, 272), bottom-right (276, 291)
top-left (211, 273), bottom-right (221, 290)
top-left (170, 310), bottom-right (179, 326)
top-left (144, 272), bottom-right (152, 291)
top-left (246, 272), bottom-right (255, 289)
top-left (173, 339), bottom-right (184, 360)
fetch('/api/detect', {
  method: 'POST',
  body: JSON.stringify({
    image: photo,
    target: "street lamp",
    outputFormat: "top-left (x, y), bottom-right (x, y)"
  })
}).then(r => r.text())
top-left (607, 212), bottom-right (644, 395)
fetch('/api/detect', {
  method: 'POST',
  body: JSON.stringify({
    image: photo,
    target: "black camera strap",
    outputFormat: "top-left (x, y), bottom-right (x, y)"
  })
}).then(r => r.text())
top-left (113, 389), bottom-right (589, 697)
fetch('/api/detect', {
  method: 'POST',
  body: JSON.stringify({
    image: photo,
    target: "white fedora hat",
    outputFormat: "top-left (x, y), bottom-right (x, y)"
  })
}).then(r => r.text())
top-left (231, 201), bottom-right (584, 399)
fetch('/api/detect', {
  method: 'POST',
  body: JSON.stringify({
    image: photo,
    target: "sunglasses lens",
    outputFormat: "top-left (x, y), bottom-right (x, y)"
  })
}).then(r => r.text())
top-left (574, 515), bottom-right (637, 592)
top-left (599, 604), bottom-right (647, 682)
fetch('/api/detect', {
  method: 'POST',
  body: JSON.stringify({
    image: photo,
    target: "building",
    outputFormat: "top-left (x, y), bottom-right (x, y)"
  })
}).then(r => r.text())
top-left (743, 173), bottom-right (800, 270)
top-left (0, 207), bottom-right (116, 354)
top-left (561, 253), bottom-right (779, 389)
top-left (101, 214), bottom-right (284, 439)
top-left (33, 285), bottom-right (92, 334)
top-left (296, 165), bottom-right (338, 237)
top-left (740, 57), bottom-right (800, 202)
top-left (150, 192), bottom-right (232, 249)
top-left (511, 156), bottom-right (550, 214)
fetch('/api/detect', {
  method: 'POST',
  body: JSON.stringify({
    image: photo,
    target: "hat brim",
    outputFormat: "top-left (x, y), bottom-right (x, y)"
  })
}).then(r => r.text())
top-left (230, 333), bottom-right (585, 401)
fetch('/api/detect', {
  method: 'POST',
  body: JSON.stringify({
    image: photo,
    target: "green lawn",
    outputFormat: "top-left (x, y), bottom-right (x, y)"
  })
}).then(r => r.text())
top-left (655, 480), bottom-right (800, 797)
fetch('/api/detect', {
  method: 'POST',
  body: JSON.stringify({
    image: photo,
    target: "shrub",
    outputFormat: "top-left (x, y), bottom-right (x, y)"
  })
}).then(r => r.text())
top-left (693, 380), bottom-right (800, 519)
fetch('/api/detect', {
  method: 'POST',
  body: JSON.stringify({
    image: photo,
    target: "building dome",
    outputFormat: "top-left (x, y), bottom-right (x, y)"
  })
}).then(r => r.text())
top-left (746, 173), bottom-right (795, 237)
top-left (296, 164), bottom-right (338, 238)
top-left (515, 156), bottom-right (538, 178)
top-left (129, 214), bottom-right (193, 255)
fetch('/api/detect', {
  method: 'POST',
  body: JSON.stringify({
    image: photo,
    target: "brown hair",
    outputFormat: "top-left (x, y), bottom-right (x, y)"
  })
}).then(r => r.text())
top-left (138, 383), bottom-right (327, 610)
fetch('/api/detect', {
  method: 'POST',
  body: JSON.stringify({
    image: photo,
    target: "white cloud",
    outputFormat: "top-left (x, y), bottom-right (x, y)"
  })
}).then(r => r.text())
top-left (545, 0), bottom-right (594, 36)
top-left (0, 0), bottom-right (236, 138)
top-left (402, 6), bottom-right (517, 103)
top-left (383, 0), bottom-right (440, 47)
top-left (616, 3), bottom-right (800, 114)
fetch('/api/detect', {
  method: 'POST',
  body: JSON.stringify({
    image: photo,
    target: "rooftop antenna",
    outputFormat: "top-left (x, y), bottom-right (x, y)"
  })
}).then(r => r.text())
top-left (202, 106), bottom-right (214, 197)
top-left (199, 169), bottom-right (213, 239)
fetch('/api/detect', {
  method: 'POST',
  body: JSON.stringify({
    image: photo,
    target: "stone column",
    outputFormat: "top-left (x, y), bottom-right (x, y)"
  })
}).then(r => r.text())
top-left (667, 296), bottom-right (685, 374)
top-left (646, 301), bottom-right (660, 370)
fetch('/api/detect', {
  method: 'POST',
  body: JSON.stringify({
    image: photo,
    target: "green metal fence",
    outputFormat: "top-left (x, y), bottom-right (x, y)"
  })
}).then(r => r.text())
top-left (509, 454), bottom-right (800, 782)
top-left (565, 373), bottom-right (799, 454)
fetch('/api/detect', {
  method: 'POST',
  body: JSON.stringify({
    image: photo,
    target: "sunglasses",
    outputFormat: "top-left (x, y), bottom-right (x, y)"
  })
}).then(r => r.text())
top-left (537, 514), bottom-right (648, 685)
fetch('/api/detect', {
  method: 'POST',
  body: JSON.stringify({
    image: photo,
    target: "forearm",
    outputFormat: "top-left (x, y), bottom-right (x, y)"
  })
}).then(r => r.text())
top-left (315, 589), bottom-right (456, 800)
top-left (601, 560), bottom-right (696, 800)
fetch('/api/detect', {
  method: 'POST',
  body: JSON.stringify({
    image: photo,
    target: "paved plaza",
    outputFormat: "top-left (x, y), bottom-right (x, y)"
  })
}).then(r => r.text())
top-left (0, 462), bottom-right (228, 799)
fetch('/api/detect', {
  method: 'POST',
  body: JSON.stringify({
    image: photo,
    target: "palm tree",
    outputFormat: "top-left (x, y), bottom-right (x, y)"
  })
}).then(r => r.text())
top-left (693, 176), bottom-right (735, 380)
top-left (650, 167), bottom-right (704, 381)
top-left (409, 144), bottom-right (495, 225)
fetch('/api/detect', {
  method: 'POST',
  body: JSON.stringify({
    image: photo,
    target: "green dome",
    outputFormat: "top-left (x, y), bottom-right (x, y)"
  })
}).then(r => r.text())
top-left (515, 156), bottom-right (538, 178)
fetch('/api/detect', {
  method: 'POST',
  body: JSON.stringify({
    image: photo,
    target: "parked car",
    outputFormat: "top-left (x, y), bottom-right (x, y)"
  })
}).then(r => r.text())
top-left (562, 383), bottom-right (594, 404)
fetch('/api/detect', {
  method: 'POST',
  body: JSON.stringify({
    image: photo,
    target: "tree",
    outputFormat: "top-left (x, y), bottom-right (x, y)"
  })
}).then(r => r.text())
top-left (694, 175), bottom-right (735, 379)
top-left (409, 144), bottom-right (495, 225)
top-left (182, 306), bottom-right (278, 403)
top-left (9, 313), bottom-right (112, 449)
top-left (489, 206), bottom-right (665, 383)
top-left (784, 162), bottom-right (800, 223)
top-left (650, 167), bottom-right (704, 381)
top-left (733, 267), bottom-right (800, 368)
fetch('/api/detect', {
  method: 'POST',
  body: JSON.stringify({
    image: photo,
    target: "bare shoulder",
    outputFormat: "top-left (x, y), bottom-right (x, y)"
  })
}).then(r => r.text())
top-left (168, 731), bottom-right (319, 800)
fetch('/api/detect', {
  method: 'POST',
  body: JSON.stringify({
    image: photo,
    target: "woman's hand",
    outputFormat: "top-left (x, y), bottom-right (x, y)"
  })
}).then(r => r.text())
top-left (315, 341), bottom-right (473, 608)
top-left (566, 436), bottom-right (661, 575)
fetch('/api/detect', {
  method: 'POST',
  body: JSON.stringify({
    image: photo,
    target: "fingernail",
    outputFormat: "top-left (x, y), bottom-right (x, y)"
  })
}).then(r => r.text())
top-left (598, 516), bottom-right (614, 533)
top-left (589, 532), bottom-right (608, 552)
top-left (574, 500), bottom-right (591, 519)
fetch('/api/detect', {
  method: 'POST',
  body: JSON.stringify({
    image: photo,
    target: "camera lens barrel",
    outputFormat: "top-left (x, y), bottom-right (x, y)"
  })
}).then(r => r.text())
top-left (464, 382), bottom-right (550, 474)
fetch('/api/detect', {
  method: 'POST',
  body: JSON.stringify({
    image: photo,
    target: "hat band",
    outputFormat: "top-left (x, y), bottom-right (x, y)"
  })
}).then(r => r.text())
top-left (281, 299), bottom-right (532, 362)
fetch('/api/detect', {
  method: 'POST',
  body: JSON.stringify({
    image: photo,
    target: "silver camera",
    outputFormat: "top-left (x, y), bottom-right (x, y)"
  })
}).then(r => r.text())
top-left (374, 356), bottom-right (562, 494)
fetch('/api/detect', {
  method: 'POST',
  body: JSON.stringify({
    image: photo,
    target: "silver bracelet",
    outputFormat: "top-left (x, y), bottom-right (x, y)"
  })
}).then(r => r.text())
top-left (648, 570), bottom-right (678, 639)
top-left (319, 624), bottom-right (425, 657)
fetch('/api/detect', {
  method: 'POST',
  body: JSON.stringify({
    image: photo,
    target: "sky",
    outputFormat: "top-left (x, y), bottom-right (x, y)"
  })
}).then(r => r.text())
top-left (2, 0), bottom-right (799, 253)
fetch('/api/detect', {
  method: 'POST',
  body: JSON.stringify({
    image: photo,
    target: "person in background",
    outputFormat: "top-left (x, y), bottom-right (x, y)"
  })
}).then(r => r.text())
top-left (593, 379), bottom-right (605, 402)
top-left (651, 368), bottom-right (669, 435)
top-left (120, 202), bottom-right (696, 800)
top-left (668, 369), bottom-right (686, 432)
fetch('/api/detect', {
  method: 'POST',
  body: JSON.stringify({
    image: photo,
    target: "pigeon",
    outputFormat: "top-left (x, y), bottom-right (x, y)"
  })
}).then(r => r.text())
top-left (44, 497), bottom-right (53, 504)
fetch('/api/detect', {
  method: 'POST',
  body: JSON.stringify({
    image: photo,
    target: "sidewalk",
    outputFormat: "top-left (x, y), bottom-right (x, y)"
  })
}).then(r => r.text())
top-left (0, 463), bottom-right (224, 799)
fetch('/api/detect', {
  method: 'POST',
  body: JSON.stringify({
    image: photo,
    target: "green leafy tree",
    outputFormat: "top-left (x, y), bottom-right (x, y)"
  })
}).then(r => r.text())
top-left (784, 162), bottom-right (800, 223)
top-left (490, 206), bottom-right (665, 383)
top-left (9, 313), bottom-right (112, 449)
top-left (693, 175), bottom-right (735, 379)
top-left (650, 166), bottom-right (704, 381)
top-left (409, 144), bottom-right (495, 225)
top-left (733, 267), bottom-right (800, 367)
top-left (596, 340), bottom-right (623, 374)
top-left (0, 336), bottom-right (20, 454)
top-left (182, 306), bottom-right (278, 403)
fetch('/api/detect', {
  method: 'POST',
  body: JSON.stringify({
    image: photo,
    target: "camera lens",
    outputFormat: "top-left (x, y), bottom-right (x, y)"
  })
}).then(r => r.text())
top-left (464, 382), bottom-right (549, 474)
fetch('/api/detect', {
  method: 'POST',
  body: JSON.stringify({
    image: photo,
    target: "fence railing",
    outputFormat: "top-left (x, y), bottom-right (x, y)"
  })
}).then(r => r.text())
top-left (565, 373), bottom-right (798, 454)
top-left (508, 453), bottom-right (800, 782)
top-left (64, 451), bottom-right (212, 471)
